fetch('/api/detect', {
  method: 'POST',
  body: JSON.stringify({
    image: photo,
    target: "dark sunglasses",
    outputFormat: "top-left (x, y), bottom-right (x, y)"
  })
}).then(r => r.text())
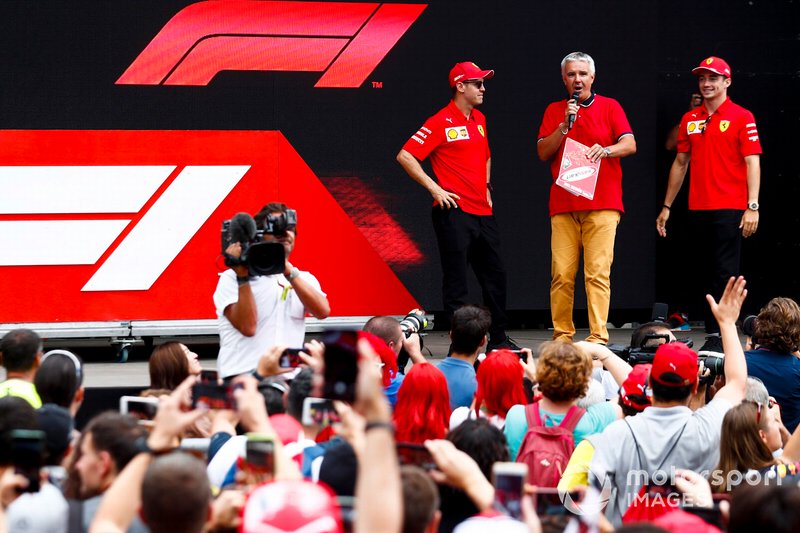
top-left (462, 79), bottom-right (484, 88)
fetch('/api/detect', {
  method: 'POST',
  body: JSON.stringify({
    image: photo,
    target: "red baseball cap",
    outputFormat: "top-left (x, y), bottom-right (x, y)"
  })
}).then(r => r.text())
top-left (620, 364), bottom-right (652, 412)
top-left (651, 342), bottom-right (698, 387)
top-left (242, 480), bottom-right (343, 533)
top-left (692, 56), bottom-right (732, 78)
top-left (449, 62), bottom-right (494, 87)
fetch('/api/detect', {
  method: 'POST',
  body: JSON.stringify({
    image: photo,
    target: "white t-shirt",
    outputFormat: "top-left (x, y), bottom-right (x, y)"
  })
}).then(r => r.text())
top-left (213, 269), bottom-right (324, 377)
top-left (449, 406), bottom-right (505, 431)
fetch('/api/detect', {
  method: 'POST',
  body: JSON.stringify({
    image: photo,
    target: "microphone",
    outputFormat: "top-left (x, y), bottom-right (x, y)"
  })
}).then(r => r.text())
top-left (568, 91), bottom-right (581, 130)
top-left (229, 212), bottom-right (257, 244)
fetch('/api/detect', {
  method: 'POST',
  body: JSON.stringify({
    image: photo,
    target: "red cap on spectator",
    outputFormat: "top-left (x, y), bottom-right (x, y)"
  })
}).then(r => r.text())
top-left (651, 343), bottom-right (698, 387)
top-left (268, 414), bottom-right (303, 445)
top-left (449, 62), bottom-right (494, 87)
top-left (692, 56), bottom-right (732, 78)
top-left (620, 364), bottom-right (652, 412)
top-left (358, 330), bottom-right (397, 387)
top-left (242, 480), bottom-right (343, 533)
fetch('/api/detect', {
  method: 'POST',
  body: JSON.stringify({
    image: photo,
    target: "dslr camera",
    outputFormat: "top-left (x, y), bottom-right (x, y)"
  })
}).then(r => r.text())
top-left (399, 309), bottom-right (430, 339)
top-left (608, 334), bottom-right (694, 366)
top-left (221, 210), bottom-right (297, 277)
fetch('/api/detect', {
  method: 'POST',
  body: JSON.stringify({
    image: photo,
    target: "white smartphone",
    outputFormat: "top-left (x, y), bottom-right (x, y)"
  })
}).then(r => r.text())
top-left (119, 396), bottom-right (159, 423)
top-left (492, 462), bottom-right (528, 520)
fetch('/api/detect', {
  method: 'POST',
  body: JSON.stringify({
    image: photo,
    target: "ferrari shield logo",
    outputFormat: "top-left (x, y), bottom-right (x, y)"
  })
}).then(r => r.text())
top-left (477, 125), bottom-right (485, 137)
top-left (719, 120), bottom-right (730, 132)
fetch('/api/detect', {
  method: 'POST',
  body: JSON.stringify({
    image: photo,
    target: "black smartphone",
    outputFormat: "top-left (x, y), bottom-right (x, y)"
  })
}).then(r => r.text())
top-left (396, 442), bottom-right (436, 471)
top-left (322, 330), bottom-right (359, 402)
top-left (302, 397), bottom-right (341, 427)
top-left (492, 462), bottom-right (527, 520)
top-left (279, 348), bottom-right (304, 368)
top-left (192, 382), bottom-right (237, 410)
top-left (646, 482), bottom-right (678, 498)
top-left (534, 487), bottom-right (581, 516)
top-left (200, 369), bottom-right (219, 384)
top-left (680, 503), bottom-right (725, 530)
top-left (10, 429), bottom-right (45, 493)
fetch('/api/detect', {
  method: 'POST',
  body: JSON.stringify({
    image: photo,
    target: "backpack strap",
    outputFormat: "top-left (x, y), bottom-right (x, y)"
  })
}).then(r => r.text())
top-left (525, 402), bottom-right (585, 432)
top-left (558, 405), bottom-right (586, 433)
top-left (67, 499), bottom-right (83, 533)
top-left (524, 402), bottom-right (544, 428)
top-left (624, 417), bottom-right (690, 472)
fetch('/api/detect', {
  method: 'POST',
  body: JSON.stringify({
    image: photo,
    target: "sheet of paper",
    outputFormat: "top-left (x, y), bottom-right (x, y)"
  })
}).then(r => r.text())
top-left (555, 138), bottom-right (601, 200)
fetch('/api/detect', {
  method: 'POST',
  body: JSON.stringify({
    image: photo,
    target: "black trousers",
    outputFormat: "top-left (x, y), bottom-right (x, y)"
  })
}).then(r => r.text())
top-left (432, 207), bottom-right (508, 340)
top-left (691, 209), bottom-right (743, 334)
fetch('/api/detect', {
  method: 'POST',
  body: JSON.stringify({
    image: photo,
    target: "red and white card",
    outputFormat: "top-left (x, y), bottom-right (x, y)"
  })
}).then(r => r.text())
top-left (556, 138), bottom-right (601, 200)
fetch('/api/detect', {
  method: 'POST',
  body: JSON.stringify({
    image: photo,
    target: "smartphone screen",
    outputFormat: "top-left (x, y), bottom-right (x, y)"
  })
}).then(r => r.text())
top-left (322, 330), bottom-right (359, 402)
top-left (302, 397), bottom-right (341, 427)
top-left (192, 382), bottom-right (236, 410)
top-left (242, 436), bottom-right (275, 485)
top-left (534, 488), bottom-right (579, 516)
top-left (492, 462), bottom-right (527, 520)
top-left (120, 396), bottom-right (159, 422)
top-left (200, 369), bottom-right (219, 384)
top-left (279, 348), bottom-right (304, 368)
top-left (10, 429), bottom-right (45, 493)
top-left (396, 442), bottom-right (436, 470)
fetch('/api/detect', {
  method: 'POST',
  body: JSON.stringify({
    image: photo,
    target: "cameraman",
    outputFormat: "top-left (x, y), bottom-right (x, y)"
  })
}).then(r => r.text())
top-left (214, 202), bottom-right (329, 379)
top-left (745, 297), bottom-right (800, 432)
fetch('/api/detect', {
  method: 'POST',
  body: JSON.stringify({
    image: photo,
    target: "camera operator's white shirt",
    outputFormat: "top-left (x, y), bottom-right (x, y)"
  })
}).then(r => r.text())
top-left (214, 269), bottom-right (324, 378)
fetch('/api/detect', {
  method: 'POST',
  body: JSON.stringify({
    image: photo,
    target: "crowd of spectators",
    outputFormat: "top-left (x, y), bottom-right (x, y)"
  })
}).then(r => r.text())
top-left (2, 275), bottom-right (800, 532)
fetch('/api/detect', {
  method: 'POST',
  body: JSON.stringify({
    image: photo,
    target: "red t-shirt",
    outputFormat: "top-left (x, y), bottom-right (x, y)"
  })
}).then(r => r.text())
top-left (402, 100), bottom-right (492, 216)
top-left (677, 97), bottom-right (762, 210)
top-left (538, 93), bottom-right (633, 217)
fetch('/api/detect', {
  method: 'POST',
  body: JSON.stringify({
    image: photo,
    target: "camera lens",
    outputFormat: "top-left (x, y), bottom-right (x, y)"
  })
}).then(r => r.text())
top-left (247, 242), bottom-right (285, 276)
top-left (741, 315), bottom-right (758, 337)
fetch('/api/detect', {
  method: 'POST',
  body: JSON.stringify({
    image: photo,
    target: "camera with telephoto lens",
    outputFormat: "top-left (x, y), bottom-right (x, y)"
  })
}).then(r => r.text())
top-left (698, 355), bottom-right (725, 385)
top-left (741, 314), bottom-right (758, 343)
top-left (399, 309), bottom-right (430, 339)
top-left (221, 210), bottom-right (297, 277)
top-left (608, 334), bottom-right (694, 366)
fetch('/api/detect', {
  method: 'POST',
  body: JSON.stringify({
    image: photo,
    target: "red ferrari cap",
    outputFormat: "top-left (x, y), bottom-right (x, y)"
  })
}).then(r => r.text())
top-left (449, 62), bottom-right (494, 87)
top-left (692, 56), bottom-right (732, 78)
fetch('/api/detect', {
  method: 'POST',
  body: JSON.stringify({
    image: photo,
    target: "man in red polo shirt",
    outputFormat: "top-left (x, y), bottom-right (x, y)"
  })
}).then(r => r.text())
top-left (537, 51), bottom-right (637, 344)
top-left (396, 61), bottom-right (517, 351)
top-left (656, 56), bottom-right (762, 356)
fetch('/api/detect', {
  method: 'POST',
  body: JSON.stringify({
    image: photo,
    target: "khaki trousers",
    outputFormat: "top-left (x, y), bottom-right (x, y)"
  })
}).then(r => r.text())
top-left (550, 209), bottom-right (620, 344)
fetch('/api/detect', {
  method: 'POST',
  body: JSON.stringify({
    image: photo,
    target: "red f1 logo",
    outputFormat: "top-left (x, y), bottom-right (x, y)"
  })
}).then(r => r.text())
top-left (116, 1), bottom-right (426, 88)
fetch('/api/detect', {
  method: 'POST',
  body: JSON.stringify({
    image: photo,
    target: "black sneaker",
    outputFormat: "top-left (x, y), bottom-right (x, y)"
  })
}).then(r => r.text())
top-left (698, 334), bottom-right (724, 357)
top-left (486, 336), bottom-right (521, 353)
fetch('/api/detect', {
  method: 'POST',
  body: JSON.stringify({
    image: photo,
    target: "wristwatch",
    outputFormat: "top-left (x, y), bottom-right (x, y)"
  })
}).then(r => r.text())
top-left (748, 201), bottom-right (759, 211)
top-left (603, 148), bottom-right (612, 158)
top-left (286, 267), bottom-right (300, 281)
top-left (134, 436), bottom-right (174, 456)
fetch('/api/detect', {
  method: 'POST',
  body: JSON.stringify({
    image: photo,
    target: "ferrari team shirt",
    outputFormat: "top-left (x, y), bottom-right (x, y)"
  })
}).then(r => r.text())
top-left (402, 100), bottom-right (492, 216)
top-left (538, 93), bottom-right (633, 217)
top-left (677, 97), bottom-right (762, 210)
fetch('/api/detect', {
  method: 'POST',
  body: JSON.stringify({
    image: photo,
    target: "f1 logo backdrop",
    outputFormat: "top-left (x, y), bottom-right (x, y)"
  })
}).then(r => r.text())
top-left (0, 130), bottom-right (419, 323)
top-left (116, 1), bottom-right (427, 88)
